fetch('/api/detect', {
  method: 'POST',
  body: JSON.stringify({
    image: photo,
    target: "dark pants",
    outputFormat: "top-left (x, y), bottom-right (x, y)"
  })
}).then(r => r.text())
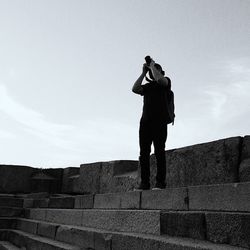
top-left (139, 120), bottom-right (167, 186)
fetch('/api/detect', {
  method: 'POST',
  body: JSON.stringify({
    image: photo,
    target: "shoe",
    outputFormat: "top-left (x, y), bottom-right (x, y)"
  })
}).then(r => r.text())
top-left (152, 182), bottom-right (166, 190)
top-left (134, 183), bottom-right (150, 191)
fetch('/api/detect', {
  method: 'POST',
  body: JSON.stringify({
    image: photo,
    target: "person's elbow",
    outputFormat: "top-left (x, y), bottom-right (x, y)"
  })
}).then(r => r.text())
top-left (132, 86), bottom-right (143, 95)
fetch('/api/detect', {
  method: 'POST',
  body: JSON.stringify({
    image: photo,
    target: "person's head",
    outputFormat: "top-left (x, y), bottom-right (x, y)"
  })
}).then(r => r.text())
top-left (148, 63), bottom-right (165, 80)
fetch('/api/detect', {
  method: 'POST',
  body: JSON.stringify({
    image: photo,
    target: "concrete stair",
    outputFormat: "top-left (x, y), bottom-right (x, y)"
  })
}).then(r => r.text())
top-left (0, 240), bottom-right (20, 250)
top-left (0, 182), bottom-right (250, 249)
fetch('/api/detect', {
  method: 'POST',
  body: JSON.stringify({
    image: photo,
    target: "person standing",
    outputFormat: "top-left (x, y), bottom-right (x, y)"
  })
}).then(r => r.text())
top-left (132, 56), bottom-right (172, 190)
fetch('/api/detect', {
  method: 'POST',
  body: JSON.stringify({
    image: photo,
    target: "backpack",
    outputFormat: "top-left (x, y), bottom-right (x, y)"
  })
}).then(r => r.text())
top-left (165, 77), bottom-right (175, 125)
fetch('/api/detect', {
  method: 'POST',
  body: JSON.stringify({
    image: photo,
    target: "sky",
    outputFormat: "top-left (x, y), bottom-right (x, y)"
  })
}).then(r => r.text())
top-left (0, 0), bottom-right (249, 168)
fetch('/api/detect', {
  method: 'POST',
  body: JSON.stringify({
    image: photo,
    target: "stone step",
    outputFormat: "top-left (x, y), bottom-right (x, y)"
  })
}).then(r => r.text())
top-left (0, 199), bottom-right (23, 208)
top-left (0, 229), bottom-right (80, 250)
top-left (0, 218), bottom-right (15, 229)
top-left (161, 211), bottom-right (250, 248)
top-left (0, 208), bottom-right (23, 218)
top-left (23, 208), bottom-right (250, 248)
top-left (8, 218), bottom-right (249, 250)
top-left (0, 241), bottom-right (20, 250)
top-left (188, 181), bottom-right (250, 212)
top-left (25, 208), bottom-right (162, 234)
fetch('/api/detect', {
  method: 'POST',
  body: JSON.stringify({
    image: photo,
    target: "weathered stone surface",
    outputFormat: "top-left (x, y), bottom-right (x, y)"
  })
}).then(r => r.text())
top-left (45, 209), bottom-right (82, 226)
top-left (23, 199), bottom-right (34, 208)
top-left (241, 135), bottom-right (250, 159)
top-left (0, 208), bottom-right (23, 217)
top-left (55, 225), bottom-right (95, 249)
top-left (81, 209), bottom-right (161, 234)
top-left (149, 137), bottom-right (241, 188)
top-left (37, 221), bottom-right (57, 239)
top-left (239, 159), bottom-right (250, 182)
top-left (77, 162), bottom-right (102, 194)
top-left (0, 198), bottom-right (24, 207)
top-left (0, 218), bottom-right (15, 229)
top-left (5, 229), bottom-right (81, 250)
top-left (141, 188), bottom-right (188, 210)
top-left (33, 199), bottom-right (49, 208)
top-left (61, 167), bottom-right (80, 194)
top-left (160, 211), bottom-right (206, 240)
top-left (100, 161), bottom-right (138, 194)
top-left (189, 182), bottom-right (250, 212)
top-left (49, 197), bottom-right (75, 209)
top-left (15, 219), bottom-right (37, 234)
top-left (0, 165), bottom-right (35, 193)
top-left (206, 212), bottom-right (250, 248)
top-left (74, 195), bottom-right (94, 209)
top-left (25, 209), bottom-right (46, 221)
top-left (94, 191), bottom-right (140, 209)
top-left (93, 231), bottom-right (112, 250)
top-left (16, 192), bottom-right (49, 199)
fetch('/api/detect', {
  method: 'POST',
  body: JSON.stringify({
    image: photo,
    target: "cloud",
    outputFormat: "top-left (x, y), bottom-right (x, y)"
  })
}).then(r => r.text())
top-left (0, 84), bottom-right (75, 149)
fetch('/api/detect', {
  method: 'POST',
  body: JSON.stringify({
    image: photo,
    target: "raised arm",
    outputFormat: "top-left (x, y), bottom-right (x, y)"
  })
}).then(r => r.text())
top-left (132, 64), bottom-right (148, 95)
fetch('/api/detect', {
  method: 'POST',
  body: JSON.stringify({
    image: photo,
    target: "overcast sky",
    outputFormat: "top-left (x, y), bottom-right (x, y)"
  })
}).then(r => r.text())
top-left (0, 0), bottom-right (249, 168)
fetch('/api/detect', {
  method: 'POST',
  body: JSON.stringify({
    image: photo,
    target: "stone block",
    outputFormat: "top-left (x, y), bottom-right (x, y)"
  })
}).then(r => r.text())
top-left (100, 161), bottom-right (139, 194)
top-left (49, 197), bottom-right (75, 209)
top-left (61, 167), bottom-right (80, 194)
top-left (74, 195), bottom-right (94, 209)
top-left (160, 211), bottom-right (206, 240)
top-left (16, 192), bottom-right (49, 199)
top-left (0, 218), bottom-right (15, 229)
top-left (23, 199), bottom-right (34, 208)
top-left (55, 225), bottom-right (95, 249)
top-left (0, 165), bottom-right (36, 193)
top-left (81, 209), bottom-right (161, 234)
top-left (149, 137), bottom-right (241, 188)
top-left (189, 182), bottom-right (250, 212)
top-left (141, 188), bottom-right (188, 210)
top-left (93, 231), bottom-right (112, 250)
top-left (33, 199), bottom-right (49, 208)
top-left (25, 209), bottom-right (46, 220)
top-left (239, 159), bottom-right (250, 182)
top-left (0, 198), bottom-right (24, 207)
top-left (46, 209), bottom-right (82, 226)
top-left (37, 221), bottom-right (58, 239)
top-left (15, 219), bottom-right (37, 234)
top-left (94, 191), bottom-right (140, 209)
top-left (206, 212), bottom-right (250, 248)
top-left (0, 208), bottom-right (23, 217)
top-left (78, 162), bottom-right (102, 194)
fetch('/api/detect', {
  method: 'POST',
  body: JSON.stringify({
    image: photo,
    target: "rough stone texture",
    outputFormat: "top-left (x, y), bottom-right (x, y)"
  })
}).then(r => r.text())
top-left (74, 195), bottom-right (94, 209)
top-left (94, 191), bottom-right (140, 209)
top-left (55, 225), bottom-right (95, 249)
top-left (100, 161), bottom-right (139, 194)
top-left (93, 231), bottom-right (112, 250)
top-left (15, 219), bottom-right (38, 234)
top-left (0, 198), bottom-right (24, 208)
top-left (0, 208), bottom-right (23, 217)
top-left (77, 162), bottom-right (102, 194)
top-left (0, 218), bottom-right (15, 229)
top-left (0, 165), bottom-right (35, 193)
top-left (81, 209), bottom-right (161, 234)
top-left (23, 199), bottom-right (34, 208)
top-left (206, 212), bottom-right (250, 249)
top-left (5, 229), bottom-right (81, 250)
top-left (33, 199), bottom-right (49, 208)
top-left (37, 221), bottom-right (58, 239)
top-left (25, 209), bottom-right (46, 221)
top-left (16, 192), bottom-right (49, 199)
top-left (239, 135), bottom-right (250, 182)
top-left (148, 136), bottom-right (241, 188)
top-left (189, 182), bottom-right (250, 212)
top-left (49, 197), bottom-right (75, 209)
top-left (160, 211), bottom-right (206, 240)
top-left (61, 167), bottom-right (80, 194)
top-left (141, 188), bottom-right (188, 210)
top-left (45, 209), bottom-right (82, 226)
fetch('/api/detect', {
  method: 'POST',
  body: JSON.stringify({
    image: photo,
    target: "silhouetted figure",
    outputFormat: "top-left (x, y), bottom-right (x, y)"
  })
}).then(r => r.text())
top-left (132, 56), bottom-right (174, 190)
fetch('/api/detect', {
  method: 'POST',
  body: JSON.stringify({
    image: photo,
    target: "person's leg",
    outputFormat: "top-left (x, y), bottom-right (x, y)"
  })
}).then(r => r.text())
top-left (153, 123), bottom-right (168, 187)
top-left (139, 121), bottom-right (152, 188)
